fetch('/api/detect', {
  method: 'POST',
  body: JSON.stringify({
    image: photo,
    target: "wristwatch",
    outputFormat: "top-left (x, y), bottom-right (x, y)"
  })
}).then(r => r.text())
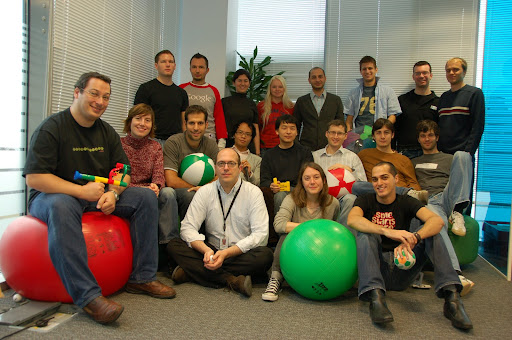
top-left (109, 190), bottom-right (120, 201)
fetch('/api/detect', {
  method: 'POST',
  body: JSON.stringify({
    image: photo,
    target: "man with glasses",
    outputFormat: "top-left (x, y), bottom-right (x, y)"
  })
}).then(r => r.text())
top-left (23, 72), bottom-right (176, 325)
top-left (134, 50), bottom-right (189, 147)
top-left (312, 119), bottom-right (366, 228)
top-left (395, 61), bottom-right (439, 159)
top-left (167, 148), bottom-right (273, 297)
top-left (163, 105), bottom-right (219, 242)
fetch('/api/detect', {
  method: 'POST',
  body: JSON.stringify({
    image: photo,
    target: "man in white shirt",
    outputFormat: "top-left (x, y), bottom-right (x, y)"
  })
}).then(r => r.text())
top-left (313, 119), bottom-right (365, 228)
top-left (167, 148), bottom-right (273, 297)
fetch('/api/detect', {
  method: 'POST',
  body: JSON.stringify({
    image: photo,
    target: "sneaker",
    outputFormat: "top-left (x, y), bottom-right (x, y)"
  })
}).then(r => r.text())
top-left (407, 189), bottom-right (429, 205)
top-left (449, 211), bottom-right (466, 236)
top-left (262, 277), bottom-right (281, 301)
top-left (226, 275), bottom-right (252, 297)
top-left (171, 266), bottom-right (190, 284)
top-left (459, 275), bottom-right (474, 296)
top-left (411, 272), bottom-right (431, 289)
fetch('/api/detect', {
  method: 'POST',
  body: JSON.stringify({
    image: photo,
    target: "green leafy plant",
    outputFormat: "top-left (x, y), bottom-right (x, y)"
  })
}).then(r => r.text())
top-left (226, 46), bottom-right (284, 103)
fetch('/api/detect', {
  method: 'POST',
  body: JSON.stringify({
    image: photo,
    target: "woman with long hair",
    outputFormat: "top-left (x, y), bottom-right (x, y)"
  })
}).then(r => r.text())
top-left (257, 75), bottom-right (294, 155)
top-left (262, 162), bottom-right (340, 301)
top-left (121, 103), bottom-right (177, 245)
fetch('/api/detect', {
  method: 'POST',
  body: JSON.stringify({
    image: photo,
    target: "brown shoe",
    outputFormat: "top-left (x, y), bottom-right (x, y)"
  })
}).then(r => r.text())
top-left (83, 296), bottom-right (124, 324)
top-left (226, 275), bottom-right (252, 297)
top-left (125, 280), bottom-right (176, 299)
top-left (171, 266), bottom-right (190, 284)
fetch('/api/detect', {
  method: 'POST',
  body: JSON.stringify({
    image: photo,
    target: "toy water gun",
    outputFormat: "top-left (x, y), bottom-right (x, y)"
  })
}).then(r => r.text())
top-left (273, 178), bottom-right (290, 192)
top-left (74, 163), bottom-right (131, 187)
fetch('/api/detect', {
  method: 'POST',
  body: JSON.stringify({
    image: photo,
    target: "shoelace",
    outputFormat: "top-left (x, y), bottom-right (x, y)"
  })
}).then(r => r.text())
top-left (265, 278), bottom-right (280, 293)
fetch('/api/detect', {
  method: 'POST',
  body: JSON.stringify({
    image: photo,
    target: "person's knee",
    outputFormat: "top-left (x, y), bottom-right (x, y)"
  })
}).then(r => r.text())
top-left (159, 187), bottom-right (176, 201)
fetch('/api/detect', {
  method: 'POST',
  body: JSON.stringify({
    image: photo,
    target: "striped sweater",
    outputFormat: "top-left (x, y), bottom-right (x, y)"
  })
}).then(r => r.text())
top-left (437, 85), bottom-right (485, 155)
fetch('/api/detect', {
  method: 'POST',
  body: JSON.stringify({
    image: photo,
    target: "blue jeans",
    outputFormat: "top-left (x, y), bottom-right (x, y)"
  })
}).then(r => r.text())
top-left (426, 151), bottom-right (472, 272)
top-left (274, 190), bottom-right (292, 215)
top-left (356, 231), bottom-right (461, 298)
top-left (158, 187), bottom-right (181, 244)
top-left (337, 193), bottom-right (357, 234)
top-left (352, 181), bottom-right (411, 196)
top-left (29, 187), bottom-right (158, 308)
top-left (398, 148), bottom-right (423, 159)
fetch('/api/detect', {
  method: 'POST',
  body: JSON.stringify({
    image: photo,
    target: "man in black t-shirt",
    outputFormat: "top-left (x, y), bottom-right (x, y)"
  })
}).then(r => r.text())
top-left (347, 161), bottom-right (472, 330)
top-left (134, 50), bottom-right (189, 146)
top-left (23, 72), bottom-right (176, 325)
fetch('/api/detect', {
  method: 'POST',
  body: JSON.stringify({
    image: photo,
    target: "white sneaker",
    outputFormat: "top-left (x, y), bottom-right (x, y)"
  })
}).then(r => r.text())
top-left (262, 277), bottom-right (281, 302)
top-left (450, 211), bottom-right (466, 236)
top-left (459, 275), bottom-right (474, 296)
top-left (407, 189), bottom-right (429, 205)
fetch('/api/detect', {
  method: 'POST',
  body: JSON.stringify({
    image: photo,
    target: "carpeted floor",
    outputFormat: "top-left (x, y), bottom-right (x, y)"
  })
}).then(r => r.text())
top-left (1, 256), bottom-right (511, 339)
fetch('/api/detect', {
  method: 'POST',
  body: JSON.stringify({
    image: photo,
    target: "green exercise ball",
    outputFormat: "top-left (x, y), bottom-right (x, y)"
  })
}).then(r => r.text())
top-left (280, 219), bottom-right (358, 300)
top-left (449, 215), bottom-right (479, 265)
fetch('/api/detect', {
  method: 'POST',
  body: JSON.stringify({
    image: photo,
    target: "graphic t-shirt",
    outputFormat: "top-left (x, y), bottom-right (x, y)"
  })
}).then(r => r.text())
top-left (354, 194), bottom-right (423, 251)
top-left (355, 85), bottom-right (376, 132)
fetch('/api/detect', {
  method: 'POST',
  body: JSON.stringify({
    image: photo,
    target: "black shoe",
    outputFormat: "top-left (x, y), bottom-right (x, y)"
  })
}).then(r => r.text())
top-left (444, 290), bottom-right (473, 330)
top-left (369, 289), bottom-right (394, 324)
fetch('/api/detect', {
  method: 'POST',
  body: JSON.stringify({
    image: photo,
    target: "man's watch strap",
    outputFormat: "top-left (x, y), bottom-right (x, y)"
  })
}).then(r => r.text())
top-left (109, 190), bottom-right (120, 201)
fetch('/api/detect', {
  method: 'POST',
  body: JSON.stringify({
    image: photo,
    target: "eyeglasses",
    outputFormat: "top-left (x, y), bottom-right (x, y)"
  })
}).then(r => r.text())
top-left (327, 131), bottom-right (347, 137)
top-left (216, 161), bottom-right (238, 168)
top-left (82, 89), bottom-right (111, 102)
top-left (235, 130), bottom-right (252, 137)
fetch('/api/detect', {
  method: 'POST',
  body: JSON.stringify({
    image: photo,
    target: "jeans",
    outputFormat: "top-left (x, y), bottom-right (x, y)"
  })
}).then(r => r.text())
top-left (274, 190), bottom-right (292, 215)
top-left (398, 148), bottom-right (423, 159)
top-left (426, 151), bottom-right (472, 272)
top-left (337, 193), bottom-right (357, 234)
top-left (158, 187), bottom-right (181, 244)
top-left (29, 187), bottom-right (158, 308)
top-left (356, 231), bottom-right (461, 298)
top-left (352, 181), bottom-right (411, 196)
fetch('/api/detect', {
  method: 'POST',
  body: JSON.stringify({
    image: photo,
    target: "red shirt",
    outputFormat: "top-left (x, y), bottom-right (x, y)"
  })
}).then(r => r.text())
top-left (257, 101), bottom-right (294, 149)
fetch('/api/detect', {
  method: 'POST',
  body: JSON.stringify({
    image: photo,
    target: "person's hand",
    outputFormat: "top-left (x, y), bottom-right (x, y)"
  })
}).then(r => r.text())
top-left (328, 164), bottom-right (353, 172)
top-left (240, 160), bottom-right (252, 177)
top-left (394, 242), bottom-right (414, 259)
top-left (202, 248), bottom-right (215, 265)
top-left (97, 191), bottom-right (116, 215)
top-left (383, 228), bottom-right (417, 248)
top-left (80, 182), bottom-right (105, 201)
top-left (270, 181), bottom-right (280, 194)
top-left (205, 250), bottom-right (227, 271)
top-left (187, 186), bottom-right (201, 192)
top-left (148, 183), bottom-right (160, 196)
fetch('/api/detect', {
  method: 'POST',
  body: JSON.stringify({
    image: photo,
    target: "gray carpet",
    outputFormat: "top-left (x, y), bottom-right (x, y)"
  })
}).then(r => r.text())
top-left (1, 256), bottom-right (511, 339)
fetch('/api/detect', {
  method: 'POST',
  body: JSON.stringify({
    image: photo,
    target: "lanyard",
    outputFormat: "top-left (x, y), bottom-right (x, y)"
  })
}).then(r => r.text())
top-left (217, 181), bottom-right (242, 231)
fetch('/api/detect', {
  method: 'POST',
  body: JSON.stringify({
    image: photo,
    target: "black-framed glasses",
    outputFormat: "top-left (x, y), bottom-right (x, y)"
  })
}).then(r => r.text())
top-left (216, 161), bottom-right (238, 168)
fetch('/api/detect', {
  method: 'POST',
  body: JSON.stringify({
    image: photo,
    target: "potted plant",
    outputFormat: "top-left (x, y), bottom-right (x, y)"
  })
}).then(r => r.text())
top-left (226, 46), bottom-right (284, 103)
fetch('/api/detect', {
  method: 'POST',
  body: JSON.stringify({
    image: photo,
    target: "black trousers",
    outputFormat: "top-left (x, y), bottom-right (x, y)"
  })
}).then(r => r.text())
top-left (167, 238), bottom-right (273, 288)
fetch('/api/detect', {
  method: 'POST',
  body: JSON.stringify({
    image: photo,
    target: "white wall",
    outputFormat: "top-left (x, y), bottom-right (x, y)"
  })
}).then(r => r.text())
top-left (178, 0), bottom-right (231, 96)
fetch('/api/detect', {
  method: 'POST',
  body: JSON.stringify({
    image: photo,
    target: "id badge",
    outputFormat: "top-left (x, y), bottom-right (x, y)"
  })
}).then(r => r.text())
top-left (219, 237), bottom-right (228, 250)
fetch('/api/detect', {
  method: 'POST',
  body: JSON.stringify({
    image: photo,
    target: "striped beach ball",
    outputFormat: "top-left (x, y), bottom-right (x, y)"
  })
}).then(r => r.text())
top-left (179, 153), bottom-right (215, 186)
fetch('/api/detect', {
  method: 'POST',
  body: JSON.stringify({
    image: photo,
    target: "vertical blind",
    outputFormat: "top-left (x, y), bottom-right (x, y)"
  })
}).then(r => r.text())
top-left (0, 1), bottom-right (27, 239)
top-left (475, 0), bottom-right (512, 224)
top-left (50, 0), bottom-right (181, 133)
top-left (324, 0), bottom-right (479, 100)
top-left (236, 0), bottom-right (326, 100)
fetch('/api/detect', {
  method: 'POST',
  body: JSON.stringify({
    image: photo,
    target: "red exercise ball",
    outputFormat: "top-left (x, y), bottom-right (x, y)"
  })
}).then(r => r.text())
top-left (0, 212), bottom-right (133, 303)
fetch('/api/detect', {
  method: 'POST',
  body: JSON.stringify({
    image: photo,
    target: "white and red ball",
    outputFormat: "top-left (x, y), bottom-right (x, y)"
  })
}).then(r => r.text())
top-left (326, 168), bottom-right (356, 199)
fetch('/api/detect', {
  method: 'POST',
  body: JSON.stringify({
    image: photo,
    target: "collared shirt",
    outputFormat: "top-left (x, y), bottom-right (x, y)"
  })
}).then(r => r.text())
top-left (180, 178), bottom-right (269, 253)
top-left (310, 90), bottom-right (326, 115)
top-left (232, 145), bottom-right (250, 162)
top-left (312, 146), bottom-right (367, 182)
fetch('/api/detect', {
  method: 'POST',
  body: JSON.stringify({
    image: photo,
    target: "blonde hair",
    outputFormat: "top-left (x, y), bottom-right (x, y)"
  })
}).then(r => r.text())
top-left (261, 75), bottom-right (293, 128)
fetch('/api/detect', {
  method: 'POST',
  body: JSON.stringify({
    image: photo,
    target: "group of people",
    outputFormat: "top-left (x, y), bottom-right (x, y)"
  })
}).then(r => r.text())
top-left (22, 50), bottom-right (484, 331)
